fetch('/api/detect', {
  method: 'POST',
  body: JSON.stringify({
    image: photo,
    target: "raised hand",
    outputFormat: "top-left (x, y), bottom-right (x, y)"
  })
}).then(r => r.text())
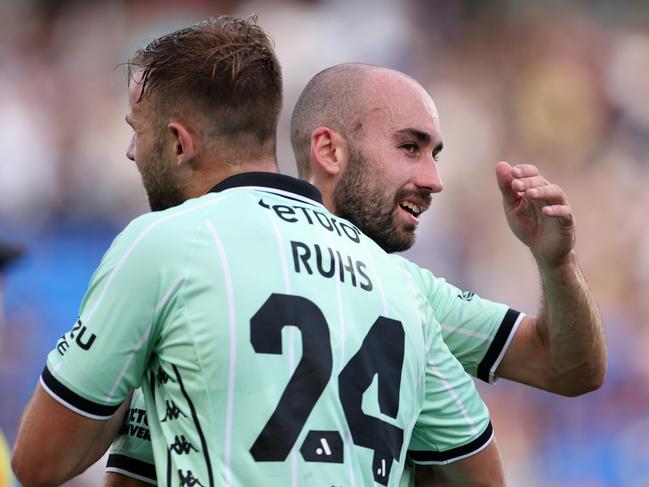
top-left (495, 161), bottom-right (575, 267)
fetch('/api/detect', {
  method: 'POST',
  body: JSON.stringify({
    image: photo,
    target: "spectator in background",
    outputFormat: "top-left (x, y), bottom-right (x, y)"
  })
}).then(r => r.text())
top-left (0, 241), bottom-right (23, 487)
top-left (0, 430), bottom-right (13, 487)
top-left (0, 243), bottom-right (23, 326)
top-left (2, 2), bottom-right (649, 484)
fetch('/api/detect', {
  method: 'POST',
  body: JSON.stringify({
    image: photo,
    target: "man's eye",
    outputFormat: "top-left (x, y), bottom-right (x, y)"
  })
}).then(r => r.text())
top-left (401, 143), bottom-right (417, 153)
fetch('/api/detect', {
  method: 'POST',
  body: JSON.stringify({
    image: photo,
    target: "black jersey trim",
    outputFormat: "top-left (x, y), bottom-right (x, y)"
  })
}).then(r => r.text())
top-left (166, 439), bottom-right (173, 487)
top-left (41, 366), bottom-right (119, 418)
top-left (208, 172), bottom-right (323, 204)
top-left (476, 308), bottom-right (521, 383)
top-left (259, 190), bottom-right (321, 207)
top-left (407, 421), bottom-right (493, 464)
top-left (106, 454), bottom-right (157, 483)
top-left (172, 364), bottom-right (214, 487)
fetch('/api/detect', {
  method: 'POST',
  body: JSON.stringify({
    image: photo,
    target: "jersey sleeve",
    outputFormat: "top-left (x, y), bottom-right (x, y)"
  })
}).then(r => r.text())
top-left (394, 256), bottom-right (524, 383)
top-left (407, 315), bottom-right (494, 465)
top-left (106, 388), bottom-right (157, 485)
top-left (41, 216), bottom-right (168, 419)
top-left (397, 462), bottom-right (415, 487)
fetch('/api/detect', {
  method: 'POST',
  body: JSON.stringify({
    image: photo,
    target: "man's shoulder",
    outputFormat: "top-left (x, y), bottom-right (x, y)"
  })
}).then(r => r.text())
top-left (387, 255), bottom-right (453, 297)
top-left (117, 195), bottom-right (225, 245)
top-left (108, 191), bottom-right (270, 267)
top-left (389, 255), bottom-right (430, 278)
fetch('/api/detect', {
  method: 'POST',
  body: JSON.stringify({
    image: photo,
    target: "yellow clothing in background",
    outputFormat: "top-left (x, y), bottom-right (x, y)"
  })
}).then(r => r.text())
top-left (0, 430), bottom-right (14, 487)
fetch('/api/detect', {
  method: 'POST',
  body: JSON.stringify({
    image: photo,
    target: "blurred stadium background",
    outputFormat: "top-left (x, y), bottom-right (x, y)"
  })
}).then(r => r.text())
top-left (1, 0), bottom-right (648, 485)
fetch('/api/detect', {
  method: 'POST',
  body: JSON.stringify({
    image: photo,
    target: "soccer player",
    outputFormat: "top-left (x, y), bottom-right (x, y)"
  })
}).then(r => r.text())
top-left (104, 62), bottom-right (605, 486)
top-left (11, 18), bottom-right (504, 487)
top-left (291, 63), bottom-right (605, 485)
top-left (291, 63), bottom-right (605, 396)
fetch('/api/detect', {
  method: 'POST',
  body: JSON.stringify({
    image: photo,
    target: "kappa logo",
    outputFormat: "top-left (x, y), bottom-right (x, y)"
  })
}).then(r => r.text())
top-left (161, 400), bottom-right (187, 422)
top-left (178, 470), bottom-right (204, 487)
top-left (157, 366), bottom-right (176, 385)
top-left (457, 291), bottom-right (476, 302)
top-left (169, 435), bottom-right (198, 455)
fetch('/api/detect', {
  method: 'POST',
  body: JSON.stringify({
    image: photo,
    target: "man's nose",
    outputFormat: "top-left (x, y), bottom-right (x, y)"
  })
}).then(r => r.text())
top-left (414, 158), bottom-right (443, 193)
top-left (126, 138), bottom-right (135, 162)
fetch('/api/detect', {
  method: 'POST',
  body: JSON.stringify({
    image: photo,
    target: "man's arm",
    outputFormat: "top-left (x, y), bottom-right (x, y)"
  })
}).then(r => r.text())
top-left (493, 161), bottom-right (606, 396)
top-left (104, 473), bottom-right (152, 487)
top-left (12, 215), bottom-right (170, 486)
top-left (103, 388), bottom-right (157, 486)
top-left (11, 384), bottom-right (131, 487)
top-left (415, 438), bottom-right (505, 487)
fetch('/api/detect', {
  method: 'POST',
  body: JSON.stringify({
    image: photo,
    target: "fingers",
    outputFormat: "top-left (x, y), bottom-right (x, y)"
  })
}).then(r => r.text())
top-left (497, 162), bottom-right (548, 204)
top-left (510, 165), bottom-right (565, 203)
top-left (542, 205), bottom-right (572, 219)
top-left (525, 183), bottom-right (566, 204)
top-left (515, 170), bottom-right (574, 226)
top-left (504, 162), bottom-right (575, 223)
top-left (495, 161), bottom-right (516, 206)
top-left (510, 164), bottom-right (540, 178)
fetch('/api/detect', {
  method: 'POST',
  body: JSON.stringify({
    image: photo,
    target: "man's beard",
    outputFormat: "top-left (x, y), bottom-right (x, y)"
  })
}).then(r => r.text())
top-left (332, 148), bottom-right (427, 253)
top-left (140, 136), bottom-right (186, 212)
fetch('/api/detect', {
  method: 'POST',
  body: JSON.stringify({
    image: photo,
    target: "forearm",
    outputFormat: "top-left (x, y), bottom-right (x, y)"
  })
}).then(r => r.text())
top-left (415, 438), bottom-right (505, 487)
top-left (69, 391), bottom-right (133, 478)
top-left (535, 250), bottom-right (606, 394)
top-left (13, 388), bottom-right (99, 486)
top-left (12, 386), bottom-right (132, 486)
top-left (104, 472), bottom-right (153, 487)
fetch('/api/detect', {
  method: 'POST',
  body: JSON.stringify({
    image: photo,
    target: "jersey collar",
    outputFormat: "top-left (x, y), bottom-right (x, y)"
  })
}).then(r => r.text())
top-left (207, 172), bottom-right (324, 205)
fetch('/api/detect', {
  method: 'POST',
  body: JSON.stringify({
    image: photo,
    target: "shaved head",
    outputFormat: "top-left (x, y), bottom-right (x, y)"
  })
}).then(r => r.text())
top-left (290, 63), bottom-right (437, 178)
top-left (290, 63), bottom-right (378, 178)
top-left (290, 62), bottom-right (444, 253)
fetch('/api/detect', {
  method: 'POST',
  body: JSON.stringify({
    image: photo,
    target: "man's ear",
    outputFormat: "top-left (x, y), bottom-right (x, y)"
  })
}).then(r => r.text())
top-left (167, 122), bottom-right (198, 166)
top-left (310, 127), bottom-right (348, 177)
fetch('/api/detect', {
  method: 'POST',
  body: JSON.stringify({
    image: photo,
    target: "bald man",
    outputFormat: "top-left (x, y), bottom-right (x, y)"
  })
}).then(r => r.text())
top-left (291, 63), bottom-right (604, 395)
top-left (291, 63), bottom-right (605, 484)
top-left (105, 64), bottom-right (604, 486)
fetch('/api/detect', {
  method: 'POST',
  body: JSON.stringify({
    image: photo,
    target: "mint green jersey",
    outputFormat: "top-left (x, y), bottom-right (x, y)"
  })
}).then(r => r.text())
top-left (44, 173), bottom-right (492, 486)
top-left (106, 256), bottom-right (518, 484)
top-left (393, 256), bottom-right (523, 384)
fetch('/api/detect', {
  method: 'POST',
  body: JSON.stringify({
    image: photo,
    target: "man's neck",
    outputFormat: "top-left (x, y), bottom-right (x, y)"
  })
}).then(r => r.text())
top-left (187, 159), bottom-right (280, 199)
top-left (309, 175), bottom-right (336, 214)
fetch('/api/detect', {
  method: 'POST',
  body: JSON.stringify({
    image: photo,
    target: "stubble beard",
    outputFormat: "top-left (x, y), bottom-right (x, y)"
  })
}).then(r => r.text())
top-left (332, 148), bottom-right (417, 253)
top-left (140, 135), bottom-right (187, 212)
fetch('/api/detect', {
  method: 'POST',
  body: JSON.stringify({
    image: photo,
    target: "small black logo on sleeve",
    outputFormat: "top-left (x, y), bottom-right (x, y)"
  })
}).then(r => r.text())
top-left (178, 470), bottom-right (204, 487)
top-left (161, 400), bottom-right (187, 422)
top-left (169, 435), bottom-right (199, 455)
top-left (157, 367), bottom-right (176, 385)
top-left (457, 291), bottom-right (475, 301)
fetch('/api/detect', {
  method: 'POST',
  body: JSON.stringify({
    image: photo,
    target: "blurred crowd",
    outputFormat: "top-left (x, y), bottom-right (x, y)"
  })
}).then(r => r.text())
top-left (1, 0), bottom-right (648, 485)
